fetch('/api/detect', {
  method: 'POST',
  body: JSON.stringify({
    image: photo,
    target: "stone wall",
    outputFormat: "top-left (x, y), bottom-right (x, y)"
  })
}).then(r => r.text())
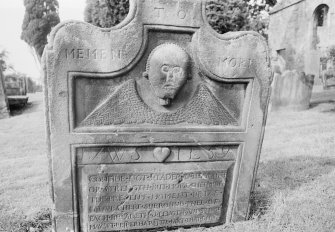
top-left (269, 1), bottom-right (307, 72)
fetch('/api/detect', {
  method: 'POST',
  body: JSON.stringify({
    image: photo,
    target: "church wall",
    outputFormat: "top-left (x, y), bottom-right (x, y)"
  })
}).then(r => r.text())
top-left (269, 0), bottom-right (335, 79)
top-left (306, 0), bottom-right (335, 51)
top-left (269, 0), bottom-right (307, 72)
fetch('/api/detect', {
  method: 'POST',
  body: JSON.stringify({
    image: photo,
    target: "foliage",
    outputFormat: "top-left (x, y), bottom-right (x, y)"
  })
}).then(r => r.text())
top-left (327, 45), bottom-right (335, 60)
top-left (207, 0), bottom-right (276, 36)
top-left (21, 0), bottom-right (60, 58)
top-left (320, 45), bottom-right (335, 70)
top-left (84, 0), bottom-right (276, 37)
top-left (26, 77), bottom-right (42, 93)
top-left (4, 71), bottom-right (41, 94)
top-left (0, 50), bottom-right (9, 72)
top-left (4, 72), bottom-right (28, 96)
top-left (5, 72), bottom-right (26, 82)
top-left (84, 0), bottom-right (129, 28)
top-left (206, 0), bottom-right (250, 34)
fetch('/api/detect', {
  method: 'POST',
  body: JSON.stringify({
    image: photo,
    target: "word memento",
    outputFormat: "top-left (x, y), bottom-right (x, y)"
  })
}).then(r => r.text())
top-left (43, 0), bottom-right (272, 231)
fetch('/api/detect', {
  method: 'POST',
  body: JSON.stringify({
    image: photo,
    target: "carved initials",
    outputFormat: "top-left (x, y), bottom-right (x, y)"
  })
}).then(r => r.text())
top-left (108, 148), bottom-right (125, 161)
top-left (209, 147), bottom-right (231, 159)
top-left (89, 147), bottom-right (140, 162)
top-left (189, 148), bottom-right (200, 160)
top-left (154, 7), bottom-right (164, 18)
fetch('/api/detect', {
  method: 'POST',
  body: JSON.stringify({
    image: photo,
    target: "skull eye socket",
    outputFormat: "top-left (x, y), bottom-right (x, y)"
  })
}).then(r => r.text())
top-left (161, 65), bottom-right (169, 73)
top-left (173, 67), bottom-right (181, 74)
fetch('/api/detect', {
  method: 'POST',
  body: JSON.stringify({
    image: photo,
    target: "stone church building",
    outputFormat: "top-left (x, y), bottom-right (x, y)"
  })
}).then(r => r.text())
top-left (269, 0), bottom-right (335, 85)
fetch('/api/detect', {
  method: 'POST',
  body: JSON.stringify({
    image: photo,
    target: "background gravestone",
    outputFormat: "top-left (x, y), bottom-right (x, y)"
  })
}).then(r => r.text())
top-left (43, 0), bottom-right (272, 231)
top-left (271, 70), bottom-right (314, 111)
top-left (0, 67), bottom-right (9, 119)
top-left (321, 60), bottom-right (335, 89)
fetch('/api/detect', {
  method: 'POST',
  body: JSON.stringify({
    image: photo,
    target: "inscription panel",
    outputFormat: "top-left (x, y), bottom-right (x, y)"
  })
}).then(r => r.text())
top-left (77, 162), bottom-right (233, 231)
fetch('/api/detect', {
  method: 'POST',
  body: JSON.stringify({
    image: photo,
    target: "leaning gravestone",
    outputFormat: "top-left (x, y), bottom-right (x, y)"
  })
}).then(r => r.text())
top-left (42, 0), bottom-right (272, 231)
top-left (271, 70), bottom-right (314, 111)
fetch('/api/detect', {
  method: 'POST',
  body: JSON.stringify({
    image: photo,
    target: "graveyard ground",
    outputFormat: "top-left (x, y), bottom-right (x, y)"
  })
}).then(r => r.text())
top-left (0, 89), bottom-right (335, 232)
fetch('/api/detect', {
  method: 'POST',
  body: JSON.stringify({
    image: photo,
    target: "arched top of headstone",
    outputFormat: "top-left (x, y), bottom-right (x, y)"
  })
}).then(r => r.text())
top-left (44, 0), bottom-right (271, 109)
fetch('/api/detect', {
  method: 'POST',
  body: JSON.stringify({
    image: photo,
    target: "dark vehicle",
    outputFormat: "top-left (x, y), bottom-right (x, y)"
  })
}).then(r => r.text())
top-left (4, 74), bottom-right (28, 107)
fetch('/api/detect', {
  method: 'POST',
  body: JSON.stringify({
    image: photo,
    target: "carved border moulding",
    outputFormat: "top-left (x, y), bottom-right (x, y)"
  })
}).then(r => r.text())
top-left (42, 0), bottom-right (272, 231)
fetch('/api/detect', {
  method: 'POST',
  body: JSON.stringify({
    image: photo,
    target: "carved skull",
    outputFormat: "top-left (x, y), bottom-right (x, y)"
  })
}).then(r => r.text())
top-left (146, 43), bottom-right (190, 106)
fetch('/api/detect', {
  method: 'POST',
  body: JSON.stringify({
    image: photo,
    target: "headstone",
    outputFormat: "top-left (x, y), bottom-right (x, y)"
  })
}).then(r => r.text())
top-left (321, 60), bottom-right (335, 89)
top-left (271, 70), bottom-right (314, 111)
top-left (42, 0), bottom-right (272, 231)
top-left (0, 67), bottom-right (9, 119)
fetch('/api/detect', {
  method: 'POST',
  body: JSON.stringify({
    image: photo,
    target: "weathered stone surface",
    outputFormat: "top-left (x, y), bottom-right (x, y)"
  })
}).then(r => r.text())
top-left (0, 68), bottom-right (9, 119)
top-left (43, 0), bottom-right (272, 231)
top-left (271, 70), bottom-right (314, 111)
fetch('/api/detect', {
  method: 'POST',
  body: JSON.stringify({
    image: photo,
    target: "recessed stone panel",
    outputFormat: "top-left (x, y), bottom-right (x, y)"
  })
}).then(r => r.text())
top-left (71, 74), bottom-right (248, 130)
top-left (78, 162), bottom-right (233, 231)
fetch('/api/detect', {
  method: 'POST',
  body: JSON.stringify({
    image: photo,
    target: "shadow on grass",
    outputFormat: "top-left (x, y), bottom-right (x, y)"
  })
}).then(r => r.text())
top-left (310, 88), bottom-right (335, 111)
top-left (309, 100), bottom-right (335, 110)
top-left (9, 95), bottom-right (43, 117)
top-left (249, 156), bottom-right (335, 219)
top-left (321, 107), bottom-right (335, 113)
top-left (9, 102), bottom-right (34, 116)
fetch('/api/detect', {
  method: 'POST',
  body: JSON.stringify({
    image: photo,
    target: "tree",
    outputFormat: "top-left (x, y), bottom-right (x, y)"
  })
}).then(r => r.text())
top-left (84, 0), bottom-right (129, 28)
top-left (0, 50), bottom-right (9, 72)
top-left (0, 49), bottom-right (14, 72)
top-left (247, 0), bottom-right (277, 36)
top-left (4, 72), bottom-right (28, 96)
top-left (206, 0), bottom-right (250, 34)
top-left (26, 77), bottom-right (41, 93)
top-left (207, 0), bottom-right (277, 36)
top-left (21, 0), bottom-right (60, 61)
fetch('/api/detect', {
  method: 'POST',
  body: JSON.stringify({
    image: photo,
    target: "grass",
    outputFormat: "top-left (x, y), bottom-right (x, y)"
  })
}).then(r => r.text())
top-left (0, 89), bottom-right (335, 232)
top-left (0, 93), bottom-right (51, 232)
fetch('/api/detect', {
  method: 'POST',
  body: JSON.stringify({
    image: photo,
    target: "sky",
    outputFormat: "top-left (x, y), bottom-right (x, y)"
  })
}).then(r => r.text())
top-left (0, 0), bottom-right (86, 82)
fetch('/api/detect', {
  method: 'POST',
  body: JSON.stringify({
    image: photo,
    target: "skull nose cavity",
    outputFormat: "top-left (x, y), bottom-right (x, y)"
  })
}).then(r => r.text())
top-left (167, 70), bottom-right (174, 81)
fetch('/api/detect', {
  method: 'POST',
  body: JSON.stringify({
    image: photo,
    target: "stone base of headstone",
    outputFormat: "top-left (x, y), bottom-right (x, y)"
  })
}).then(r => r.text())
top-left (271, 70), bottom-right (314, 111)
top-left (322, 74), bottom-right (335, 90)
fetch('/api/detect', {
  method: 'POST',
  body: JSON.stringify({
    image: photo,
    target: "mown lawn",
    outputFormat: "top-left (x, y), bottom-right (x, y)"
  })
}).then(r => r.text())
top-left (0, 90), bottom-right (334, 232)
top-left (0, 93), bottom-right (51, 232)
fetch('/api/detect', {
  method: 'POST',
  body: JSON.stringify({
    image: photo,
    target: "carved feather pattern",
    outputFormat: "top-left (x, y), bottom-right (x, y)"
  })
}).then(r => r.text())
top-left (80, 80), bottom-right (238, 126)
